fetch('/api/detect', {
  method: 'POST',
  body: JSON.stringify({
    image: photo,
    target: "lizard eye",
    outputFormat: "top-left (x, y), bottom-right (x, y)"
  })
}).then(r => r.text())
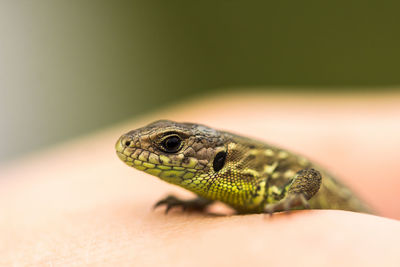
top-left (161, 135), bottom-right (182, 153)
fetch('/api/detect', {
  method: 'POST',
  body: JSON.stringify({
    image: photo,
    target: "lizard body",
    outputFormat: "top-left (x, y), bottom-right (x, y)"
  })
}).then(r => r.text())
top-left (115, 120), bottom-right (370, 214)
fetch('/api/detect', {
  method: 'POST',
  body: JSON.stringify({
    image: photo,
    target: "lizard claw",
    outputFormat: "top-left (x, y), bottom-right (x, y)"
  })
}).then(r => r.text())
top-left (264, 205), bottom-right (275, 217)
top-left (263, 193), bottom-right (309, 215)
top-left (154, 195), bottom-right (213, 214)
top-left (154, 195), bottom-right (182, 214)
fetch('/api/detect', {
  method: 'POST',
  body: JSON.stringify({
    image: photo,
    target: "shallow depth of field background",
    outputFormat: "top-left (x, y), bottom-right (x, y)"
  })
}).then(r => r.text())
top-left (1, 1), bottom-right (400, 163)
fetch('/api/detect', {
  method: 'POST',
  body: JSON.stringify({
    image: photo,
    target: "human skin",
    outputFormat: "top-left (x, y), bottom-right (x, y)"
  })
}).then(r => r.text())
top-left (1, 92), bottom-right (400, 267)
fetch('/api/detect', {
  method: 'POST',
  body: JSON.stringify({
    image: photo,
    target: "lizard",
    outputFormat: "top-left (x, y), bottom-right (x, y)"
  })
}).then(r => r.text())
top-left (115, 120), bottom-right (370, 214)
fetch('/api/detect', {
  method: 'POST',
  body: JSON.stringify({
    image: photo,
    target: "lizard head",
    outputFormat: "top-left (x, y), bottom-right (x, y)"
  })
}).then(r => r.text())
top-left (115, 120), bottom-right (228, 186)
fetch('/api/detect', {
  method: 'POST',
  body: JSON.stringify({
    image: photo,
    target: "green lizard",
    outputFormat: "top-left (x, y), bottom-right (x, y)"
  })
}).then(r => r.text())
top-left (115, 120), bottom-right (370, 214)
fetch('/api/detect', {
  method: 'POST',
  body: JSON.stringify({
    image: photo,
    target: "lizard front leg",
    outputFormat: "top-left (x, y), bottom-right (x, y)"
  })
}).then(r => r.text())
top-left (264, 168), bottom-right (322, 214)
top-left (154, 195), bottom-right (214, 214)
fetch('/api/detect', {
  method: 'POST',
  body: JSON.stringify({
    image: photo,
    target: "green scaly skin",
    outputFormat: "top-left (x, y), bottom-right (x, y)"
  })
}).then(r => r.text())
top-left (115, 120), bottom-right (370, 214)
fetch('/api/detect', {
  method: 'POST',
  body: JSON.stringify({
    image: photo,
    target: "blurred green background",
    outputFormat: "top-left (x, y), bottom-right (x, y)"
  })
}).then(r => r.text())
top-left (1, 1), bottom-right (400, 162)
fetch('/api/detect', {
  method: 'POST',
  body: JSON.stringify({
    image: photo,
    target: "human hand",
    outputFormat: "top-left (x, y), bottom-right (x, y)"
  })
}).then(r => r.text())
top-left (1, 92), bottom-right (399, 266)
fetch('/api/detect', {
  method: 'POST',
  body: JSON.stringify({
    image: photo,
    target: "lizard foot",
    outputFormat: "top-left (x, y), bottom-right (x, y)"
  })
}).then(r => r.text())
top-left (154, 195), bottom-right (213, 214)
top-left (264, 193), bottom-right (309, 215)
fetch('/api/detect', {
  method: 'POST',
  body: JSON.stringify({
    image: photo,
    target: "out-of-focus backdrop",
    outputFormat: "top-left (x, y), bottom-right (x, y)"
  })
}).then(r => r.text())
top-left (1, 1), bottom-right (400, 162)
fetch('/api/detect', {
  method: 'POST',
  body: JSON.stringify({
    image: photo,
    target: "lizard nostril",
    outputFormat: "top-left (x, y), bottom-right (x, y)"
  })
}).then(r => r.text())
top-left (124, 140), bottom-right (131, 147)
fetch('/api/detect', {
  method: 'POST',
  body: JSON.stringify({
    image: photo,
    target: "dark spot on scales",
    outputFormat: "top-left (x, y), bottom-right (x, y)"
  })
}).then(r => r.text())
top-left (213, 151), bottom-right (227, 172)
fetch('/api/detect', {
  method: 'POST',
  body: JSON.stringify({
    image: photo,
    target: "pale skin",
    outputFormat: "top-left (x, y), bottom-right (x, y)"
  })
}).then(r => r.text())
top-left (1, 93), bottom-right (400, 267)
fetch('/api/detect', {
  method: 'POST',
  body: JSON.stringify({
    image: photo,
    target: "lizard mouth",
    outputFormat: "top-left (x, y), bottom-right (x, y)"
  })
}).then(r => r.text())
top-left (115, 135), bottom-right (167, 171)
top-left (115, 135), bottom-right (140, 165)
top-left (115, 138), bottom-right (126, 159)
